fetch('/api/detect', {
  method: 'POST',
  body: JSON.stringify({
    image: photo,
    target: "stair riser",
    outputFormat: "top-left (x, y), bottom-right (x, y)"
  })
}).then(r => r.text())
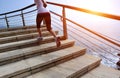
top-left (4, 48), bottom-right (85, 78)
top-left (0, 29), bottom-right (36, 38)
top-left (0, 27), bottom-right (47, 38)
top-left (11, 72), bottom-right (31, 78)
top-left (0, 40), bottom-right (74, 65)
top-left (0, 56), bottom-right (25, 66)
top-left (0, 26), bottom-right (37, 32)
top-left (0, 42), bottom-right (38, 53)
top-left (0, 69), bottom-right (31, 78)
top-left (0, 31), bottom-right (58, 44)
top-left (88, 60), bottom-right (101, 71)
top-left (68, 67), bottom-right (88, 78)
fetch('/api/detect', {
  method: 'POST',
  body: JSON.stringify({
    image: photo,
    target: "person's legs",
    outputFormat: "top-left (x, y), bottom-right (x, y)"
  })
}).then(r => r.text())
top-left (118, 53), bottom-right (120, 56)
top-left (44, 12), bottom-right (61, 47)
top-left (36, 13), bottom-right (43, 40)
top-left (44, 13), bottom-right (56, 38)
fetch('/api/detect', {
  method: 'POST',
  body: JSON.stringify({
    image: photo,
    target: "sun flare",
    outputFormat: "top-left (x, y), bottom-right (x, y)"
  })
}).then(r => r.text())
top-left (73, 0), bottom-right (113, 13)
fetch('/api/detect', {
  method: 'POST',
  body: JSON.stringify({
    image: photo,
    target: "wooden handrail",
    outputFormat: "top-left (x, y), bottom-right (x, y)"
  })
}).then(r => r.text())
top-left (47, 2), bottom-right (120, 20)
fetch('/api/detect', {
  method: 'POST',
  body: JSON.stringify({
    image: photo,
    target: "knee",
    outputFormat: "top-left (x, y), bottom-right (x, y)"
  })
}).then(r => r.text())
top-left (46, 26), bottom-right (52, 31)
top-left (37, 25), bottom-right (41, 28)
top-left (47, 29), bottom-right (51, 32)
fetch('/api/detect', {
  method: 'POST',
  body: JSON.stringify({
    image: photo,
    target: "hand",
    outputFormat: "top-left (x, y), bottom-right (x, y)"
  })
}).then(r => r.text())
top-left (43, 3), bottom-right (47, 8)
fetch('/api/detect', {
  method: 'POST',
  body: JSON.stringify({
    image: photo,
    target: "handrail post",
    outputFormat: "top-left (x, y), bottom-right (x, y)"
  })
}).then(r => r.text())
top-left (5, 14), bottom-right (9, 28)
top-left (62, 7), bottom-right (68, 39)
top-left (21, 10), bottom-right (25, 26)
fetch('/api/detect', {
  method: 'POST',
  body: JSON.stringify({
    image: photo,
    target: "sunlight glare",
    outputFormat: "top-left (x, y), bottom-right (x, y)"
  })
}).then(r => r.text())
top-left (74, 0), bottom-right (113, 13)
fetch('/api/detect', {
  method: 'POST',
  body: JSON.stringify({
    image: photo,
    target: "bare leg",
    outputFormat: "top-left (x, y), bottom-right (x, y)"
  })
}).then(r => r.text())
top-left (49, 29), bottom-right (61, 47)
top-left (49, 30), bottom-right (57, 38)
top-left (36, 13), bottom-right (43, 42)
top-left (44, 13), bottom-right (57, 38)
top-left (45, 12), bottom-right (61, 47)
top-left (36, 13), bottom-right (43, 38)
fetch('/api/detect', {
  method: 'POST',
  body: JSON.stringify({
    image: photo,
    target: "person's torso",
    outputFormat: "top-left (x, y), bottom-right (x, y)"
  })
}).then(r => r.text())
top-left (34, 0), bottom-right (49, 13)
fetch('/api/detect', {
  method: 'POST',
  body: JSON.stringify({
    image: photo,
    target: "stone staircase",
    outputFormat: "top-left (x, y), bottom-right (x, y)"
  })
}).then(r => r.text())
top-left (0, 25), bottom-right (119, 78)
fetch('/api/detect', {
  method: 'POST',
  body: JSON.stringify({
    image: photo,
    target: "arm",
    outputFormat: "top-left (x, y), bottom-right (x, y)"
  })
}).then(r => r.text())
top-left (41, 0), bottom-right (47, 8)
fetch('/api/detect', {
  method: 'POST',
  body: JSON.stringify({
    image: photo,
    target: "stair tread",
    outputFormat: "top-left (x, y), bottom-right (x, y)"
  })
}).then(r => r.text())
top-left (0, 60), bottom-right (30, 78)
top-left (0, 35), bottom-right (60, 53)
top-left (0, 30), bottom-right (58, 44)
top-left (0, 46), bottom-right (85, 78)
top-left (26, 54), bottom-right (101, 78)
top-left (0, 26), bottom-right (36, 32)
top-left (0, 39), bottom-right (74, 63)
top-left (0, 38), bottom-right (38, 51)
top-left (0, 25), bottom-right (46, 33)
top-left (0, 27), bottom-right (47, 38)
top-left (0, 28), bottom-right (37, 35)
top-left (26, 46), bottom-right (85, 69)
top-left (81, 64), bottom-right (120, 78)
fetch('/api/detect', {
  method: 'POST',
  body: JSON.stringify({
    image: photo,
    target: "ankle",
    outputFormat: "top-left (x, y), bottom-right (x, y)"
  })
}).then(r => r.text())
top-left (37, 36), bottom-right (43, 41)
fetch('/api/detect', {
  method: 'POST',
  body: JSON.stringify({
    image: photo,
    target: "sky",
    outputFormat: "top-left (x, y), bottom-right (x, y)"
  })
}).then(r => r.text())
top-left (47, 0), bottom-right (120, 15)
top-left (0, 0), bottom-right (34, 14)
top-left (0, 0), bottom-right (120, 15)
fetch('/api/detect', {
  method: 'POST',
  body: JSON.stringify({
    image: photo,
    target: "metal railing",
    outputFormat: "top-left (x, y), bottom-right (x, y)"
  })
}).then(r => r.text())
top-left (0, 2), bottom-right (120, 69)
top-left (0, 4), bottom-right (36, 28)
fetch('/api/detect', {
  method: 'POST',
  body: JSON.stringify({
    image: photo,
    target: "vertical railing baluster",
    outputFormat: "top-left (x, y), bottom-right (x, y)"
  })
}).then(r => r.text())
top-left (21, 10), bottom-right (25, 27)
top-left (5, 14), bottom-right (9, 28)
top-left (62, 7), bottom-right (68, 39)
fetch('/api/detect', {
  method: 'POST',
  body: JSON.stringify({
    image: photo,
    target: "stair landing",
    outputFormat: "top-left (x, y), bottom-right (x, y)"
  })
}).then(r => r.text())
top-left (81, 65), bottom-right (120, 78)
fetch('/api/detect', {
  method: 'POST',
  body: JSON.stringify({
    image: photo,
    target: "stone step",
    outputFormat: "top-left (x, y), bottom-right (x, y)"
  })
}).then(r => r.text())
top-left (81, 65), bottom-right (120, 78)
top-left (0, 35), bottom-right (62, 53)
top-left (0, 26), bottom-right (47, 38)
top-left (0, 31), bottom-right (58, 44)
top-left (0, 39), bottom-right (74, 65)
top-left (25, 54), bottom-right (101, 78)
top-left (0, 46), bottom-right (86, 78)
top-left (0, 25), bottom-right (39, 32)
